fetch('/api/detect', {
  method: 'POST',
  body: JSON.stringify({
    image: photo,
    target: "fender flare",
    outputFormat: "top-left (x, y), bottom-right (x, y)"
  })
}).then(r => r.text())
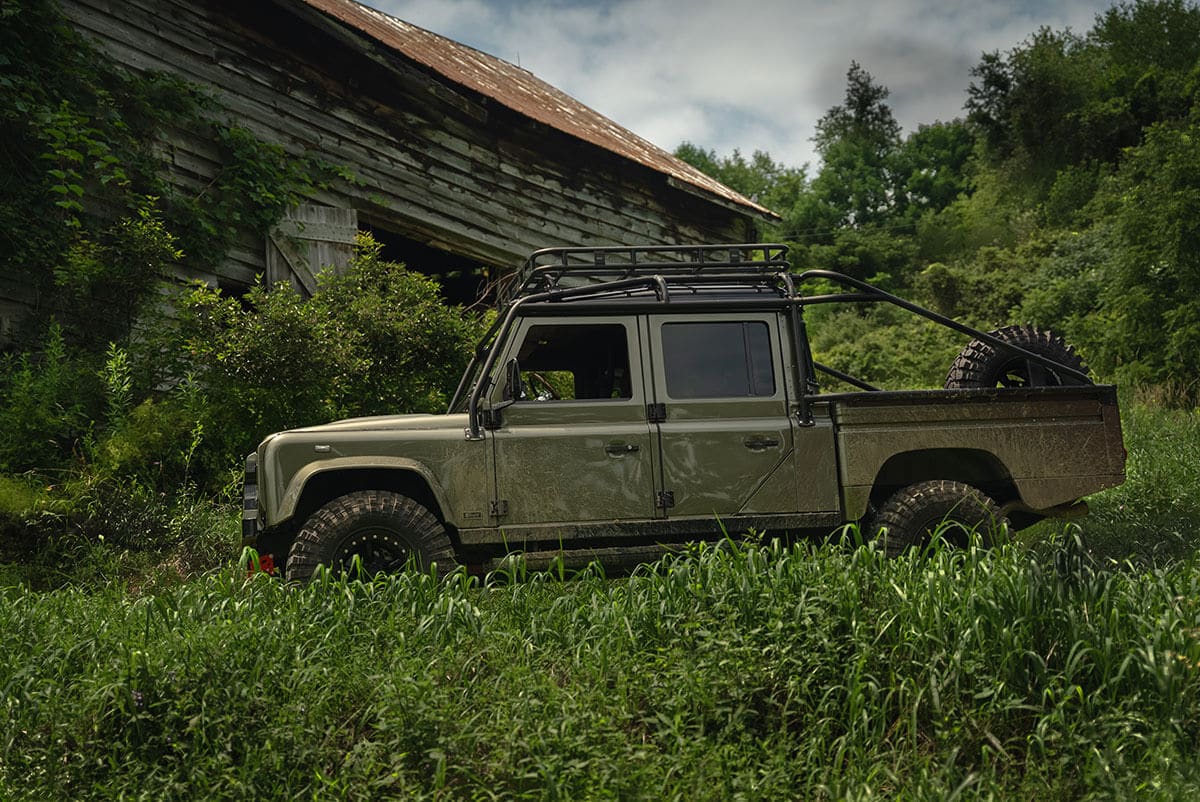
top-left (276, 457), bottom-right (452, 524)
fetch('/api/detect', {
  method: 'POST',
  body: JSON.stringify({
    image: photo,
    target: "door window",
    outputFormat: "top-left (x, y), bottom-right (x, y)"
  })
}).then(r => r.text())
top-left (660, 321), bottom-right (775, 399)
top-left (513, 323), bottom-right (632, 401)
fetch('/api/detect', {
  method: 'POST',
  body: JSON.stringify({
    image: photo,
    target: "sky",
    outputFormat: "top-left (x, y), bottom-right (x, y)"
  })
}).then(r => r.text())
top-left (362, 0), bottom-right (1117, 172)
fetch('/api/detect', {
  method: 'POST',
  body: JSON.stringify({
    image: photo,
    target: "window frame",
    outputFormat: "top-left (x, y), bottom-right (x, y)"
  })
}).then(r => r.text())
top-left (655, 316), bottom-right (783, 402)
top-left (493, 317), bottom-right (642, 406)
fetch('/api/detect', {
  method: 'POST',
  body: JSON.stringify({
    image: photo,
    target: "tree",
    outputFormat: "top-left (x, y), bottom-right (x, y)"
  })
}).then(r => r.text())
top-left (1090, 117), bottom-right (1200, 393)
top-left (896, 121), bottom-right (975, 217)
top-left (674, 142), bottom-right (807, 216)
top-left (810, 61), bottom-right (903, 227)
top-left (966, 1), bottom-right (1200, 187)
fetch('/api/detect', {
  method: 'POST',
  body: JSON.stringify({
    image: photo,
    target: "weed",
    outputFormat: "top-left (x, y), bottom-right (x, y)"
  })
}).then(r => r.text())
top-left (2, 537), bottom-right (1199, 799)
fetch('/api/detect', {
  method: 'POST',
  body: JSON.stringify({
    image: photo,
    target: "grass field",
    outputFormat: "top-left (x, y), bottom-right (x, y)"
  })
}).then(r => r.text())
top-left (1, 402), bottom-right (1198, 800)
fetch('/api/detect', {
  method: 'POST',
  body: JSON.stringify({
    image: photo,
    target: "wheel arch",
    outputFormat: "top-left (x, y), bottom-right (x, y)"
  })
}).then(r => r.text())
top-left (865, 448), bottom-right (1018, 513)
top-left (256, 464), bottom-right (455, 570)
top-left (294, 467), bottom-right (449, 528)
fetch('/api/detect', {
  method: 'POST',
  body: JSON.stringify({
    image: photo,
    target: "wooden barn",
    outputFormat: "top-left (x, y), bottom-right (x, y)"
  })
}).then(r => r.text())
top-left (56, 0), bottom-right (774, 301)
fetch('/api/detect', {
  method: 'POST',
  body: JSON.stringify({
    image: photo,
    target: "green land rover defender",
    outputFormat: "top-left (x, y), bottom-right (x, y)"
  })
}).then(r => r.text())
top-left (242, 244), bottom-right (1126, 580)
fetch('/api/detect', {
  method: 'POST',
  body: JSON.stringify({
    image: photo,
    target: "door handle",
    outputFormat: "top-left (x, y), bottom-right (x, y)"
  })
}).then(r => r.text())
top-left (743, 437), bottom-right (780, 450)
top-left (605, 443), bottom-right (640, 455)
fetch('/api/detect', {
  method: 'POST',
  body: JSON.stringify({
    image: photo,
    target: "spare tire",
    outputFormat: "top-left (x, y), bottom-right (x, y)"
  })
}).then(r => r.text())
top-left (945, 324), bottom-right (1090, 389)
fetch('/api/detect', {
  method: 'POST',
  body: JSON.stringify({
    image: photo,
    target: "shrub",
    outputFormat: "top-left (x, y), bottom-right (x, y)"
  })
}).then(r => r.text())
top-left (0, 324), bottom-right (102, 471)
top-left (0, 470), bottom-right (237, 591)
top-left (136, 233), bottom-right (485, 487)
top-left (805, 302), bottom-right (963, 390)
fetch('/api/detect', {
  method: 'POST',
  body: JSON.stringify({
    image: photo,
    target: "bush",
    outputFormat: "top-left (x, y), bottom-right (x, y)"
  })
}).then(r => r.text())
top-left (0, 324), bottom-right (102, 471)
top-left (137, 234), bottom-right (485, 485)
top-left (0, 470), bottom-right (238, 591)
top-left (805, 302), bottom-right (963, 390)
top-left (0, 231), bottom-right (481, 583)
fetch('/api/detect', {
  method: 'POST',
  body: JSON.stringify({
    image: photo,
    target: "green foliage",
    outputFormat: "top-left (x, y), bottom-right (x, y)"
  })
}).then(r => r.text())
top-left (679, 0), bottom-right (1200, 399)
top-left (49, 205), bottom-right (184, 348)
top-left (810, 61), bottom-right (904, 228)
top-left (2, 534), bottom-right (1200, 798)
top-left (138, 234), bottom-right (485, 482)
top-left (0, 324), bottom-right (102, 470)
top-left (806, 303), bottom-right (962, 390)
top-left (673, 142), bottom-right (808, 213)
top-left (0, 474), bottom-right (237, 591)
top-left (804, 223), bottom-right (918, 285)
top-left (1074, 401), bottom-right (1200, 564)
top-left (0, 0), bottom-right (352, 349)
top-left (165, 124), bottom-right (354, 271)
top-left (895, 120), bottom-right (976, 217)
top-left (1085, 118), bottom-right (1200, 392)
top-left (967, 0), bottom-right (1200, 189)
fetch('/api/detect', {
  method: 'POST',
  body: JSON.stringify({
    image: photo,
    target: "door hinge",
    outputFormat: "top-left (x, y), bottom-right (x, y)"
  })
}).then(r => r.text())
top-left (482, 409), bottom-right (502, 430)
top-left (656, 490), bottom-right (675, 509)
top-left (646, 402), bottom-right (666, 423)
top-left (489, 499), bottom-right (509, 517)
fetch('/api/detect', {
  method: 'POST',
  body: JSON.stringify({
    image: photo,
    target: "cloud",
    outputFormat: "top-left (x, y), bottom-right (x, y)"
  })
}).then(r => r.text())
top-left (367, 0), bottom-right (1114, 170)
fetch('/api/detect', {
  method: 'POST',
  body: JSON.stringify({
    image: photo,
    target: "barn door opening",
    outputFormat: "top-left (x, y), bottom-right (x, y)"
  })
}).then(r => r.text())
top-left (266, 204), bottom-right (358, 296)
top-left (359, 222), bottom-right (491, 306)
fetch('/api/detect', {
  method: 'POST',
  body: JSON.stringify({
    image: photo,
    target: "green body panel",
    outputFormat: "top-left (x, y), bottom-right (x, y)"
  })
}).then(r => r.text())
top-left (786, 413), bottom-right (841, 515)
top-left (833, 388), bottom-right (1125, 519)
top-left (486, 314), bottom-right (657, 524)
top-left (491, 403), bottom-right (656, 524)
top-left (646, 312), bottom-right (796, 517)
top-left (258, 413), bottom-right (491, 530)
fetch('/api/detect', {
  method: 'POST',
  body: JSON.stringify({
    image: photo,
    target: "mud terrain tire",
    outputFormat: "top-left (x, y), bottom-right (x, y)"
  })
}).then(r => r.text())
top-left (871, 480), bottom-right (1006, 557)
top-left (286, 490), bottom-right (456, 582)
top-left (945, 324), bottom-right (1089, 389)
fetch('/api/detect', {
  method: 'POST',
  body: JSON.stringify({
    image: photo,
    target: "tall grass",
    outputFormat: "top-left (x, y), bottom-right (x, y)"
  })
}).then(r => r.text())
top-left (1, 401), bottom-right (1196, 798)
top-left (3, 535), bottom-right (1199, 800)
top-left (1066, 402), bottom-right (1200, 565)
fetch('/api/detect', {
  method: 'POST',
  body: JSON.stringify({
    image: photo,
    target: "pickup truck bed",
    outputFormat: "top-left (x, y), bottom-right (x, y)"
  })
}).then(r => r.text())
top-left (828, 385), bottom-right (1124, 521)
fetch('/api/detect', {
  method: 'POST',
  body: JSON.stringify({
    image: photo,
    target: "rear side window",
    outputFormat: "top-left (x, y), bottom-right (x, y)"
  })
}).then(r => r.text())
top-left (661, 321), bottom-right (775, 398)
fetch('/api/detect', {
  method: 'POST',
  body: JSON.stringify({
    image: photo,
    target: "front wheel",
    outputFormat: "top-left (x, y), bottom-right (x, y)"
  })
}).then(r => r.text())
top-left (870, 480), bottom-right (1006, 557)
top-left (286, 490), bottom-right (457, 582)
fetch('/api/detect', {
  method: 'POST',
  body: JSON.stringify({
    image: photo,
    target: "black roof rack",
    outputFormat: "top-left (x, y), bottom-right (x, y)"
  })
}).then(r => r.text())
top-left (500, 243), bottom-right (790, 304)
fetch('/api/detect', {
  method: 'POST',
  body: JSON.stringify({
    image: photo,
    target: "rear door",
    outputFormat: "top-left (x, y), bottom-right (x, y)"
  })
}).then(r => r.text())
top-left (645, 312), bottom-right (797, 518)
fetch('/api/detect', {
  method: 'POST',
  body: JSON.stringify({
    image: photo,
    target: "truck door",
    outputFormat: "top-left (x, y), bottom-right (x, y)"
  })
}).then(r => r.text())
top-left (488, 316), bottom-right (656, 526)
top-left (645, 313), bottom-right (798, 518)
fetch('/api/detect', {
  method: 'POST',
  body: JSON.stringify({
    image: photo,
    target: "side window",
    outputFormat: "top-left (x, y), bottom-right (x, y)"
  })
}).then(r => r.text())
top-left (514, 323), bottom-right (632, 401)
top-left (661, 321), bottom-right (775, 399)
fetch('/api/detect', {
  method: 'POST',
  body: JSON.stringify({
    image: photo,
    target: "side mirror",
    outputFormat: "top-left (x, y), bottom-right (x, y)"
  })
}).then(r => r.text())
top-left (503, 358), bottom-right (523, 401)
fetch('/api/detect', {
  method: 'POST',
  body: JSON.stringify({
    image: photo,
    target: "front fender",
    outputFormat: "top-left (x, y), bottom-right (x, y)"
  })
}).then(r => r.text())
top-left (273, 456), bottom-right (452, 525)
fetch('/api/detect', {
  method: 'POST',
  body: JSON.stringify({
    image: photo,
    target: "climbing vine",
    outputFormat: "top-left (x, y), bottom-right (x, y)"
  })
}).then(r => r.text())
top-left (0, 0), bottom-right (350, 350)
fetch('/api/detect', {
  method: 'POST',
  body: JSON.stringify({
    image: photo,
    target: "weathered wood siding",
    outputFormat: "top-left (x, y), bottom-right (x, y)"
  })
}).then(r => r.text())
top-left (58, 0), bottom-right (756, 290)
top-left (267, 205), bottom-right (358, 295)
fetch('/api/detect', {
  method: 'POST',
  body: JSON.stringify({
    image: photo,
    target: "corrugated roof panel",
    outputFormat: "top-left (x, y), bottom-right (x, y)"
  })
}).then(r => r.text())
top-left (300, 0), bottom-right (776, 219)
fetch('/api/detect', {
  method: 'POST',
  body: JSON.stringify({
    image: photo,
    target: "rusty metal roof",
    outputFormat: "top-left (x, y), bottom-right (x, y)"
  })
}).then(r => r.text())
top-left (298, 0), bottom-right (776, 220)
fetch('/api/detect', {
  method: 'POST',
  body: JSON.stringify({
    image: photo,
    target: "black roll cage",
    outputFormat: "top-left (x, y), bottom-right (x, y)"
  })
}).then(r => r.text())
top-left (450, 244), bottom-right (1091, 437)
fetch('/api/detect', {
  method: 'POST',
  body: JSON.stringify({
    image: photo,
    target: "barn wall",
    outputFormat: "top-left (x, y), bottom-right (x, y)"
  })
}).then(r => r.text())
top-left (58, 0), bottom-right (755, 291)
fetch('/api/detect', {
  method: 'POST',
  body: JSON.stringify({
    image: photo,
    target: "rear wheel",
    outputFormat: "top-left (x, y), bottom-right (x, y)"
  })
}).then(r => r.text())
top-left (285, 490), bottom-right (456, 582)
top-left (945, 324), bottom-right (1089, 389)
top-left (870, 480), bottom-right (1006, 557)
